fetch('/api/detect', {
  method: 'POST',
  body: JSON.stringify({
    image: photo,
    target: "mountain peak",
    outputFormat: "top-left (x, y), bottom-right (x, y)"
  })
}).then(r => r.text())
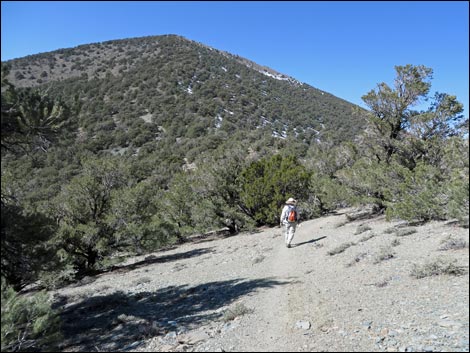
top-left (3, 34), bottom-right (366, 153)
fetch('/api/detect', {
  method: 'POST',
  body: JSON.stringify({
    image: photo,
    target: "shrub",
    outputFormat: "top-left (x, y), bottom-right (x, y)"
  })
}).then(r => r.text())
top-left (337, 159), bottom-right (406, 210)
top-left (446, 174), bottom-right (469, 227)
top-left (238, 154), bottom-right (310, 226)
top-left (1, 279), bottom-right (61, 352)
top-left (358, 232), bottom-right (376, 243)
top-left (38, 265), bottom-right (76, 290)
top-left (1, 179), bottom-right (58, 290)
top-left (373, 246), bottom-right (395, 264)
top-left (395, 228), bottom-right (417, 237)
top-left (327, 242), bottom-right (355, 256)
top-left (374, 279), bottom-right (390, 287)
top-left (308, 171), bottom-right (352, 214)
top-left (51, 156), bottom-right (125, 272)
top-left (221, 303), bottom-right (253, 322)
top-left (411, 258), bottom-right (466, 278)
top-left (383, 226), bottom-right (397, 234)
top-left (355, 224), bottom-right (372, 235)
top-left (438, 237), bottom-right (469, 251)
top-left (345, 252), bottom-right (368, 267)
top-left (385, 163), bottom-right (447, 222)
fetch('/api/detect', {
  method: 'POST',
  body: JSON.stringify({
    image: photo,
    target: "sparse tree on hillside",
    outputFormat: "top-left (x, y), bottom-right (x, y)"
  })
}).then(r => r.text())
top-left (361, 64), bottom-right (433, 165)
top-left (107, 181), bottom-right (164, 253)
top-left (1, 64), bottom-right (70, 154)
top-left (195, 149), bottom-right (255, 234)
top-left (361, 64), bottom-right (464, 168)
top-left (341, 64), bottom-right (467, 220)
top-left (155, 173), bottom-right (198, 242)
top-left (51, 156), bottom-right (125, 273)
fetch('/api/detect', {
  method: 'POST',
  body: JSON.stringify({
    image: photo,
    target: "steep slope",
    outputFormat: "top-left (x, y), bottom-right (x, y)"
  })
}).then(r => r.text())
top-left (3, 34), bottom-right (366, 157)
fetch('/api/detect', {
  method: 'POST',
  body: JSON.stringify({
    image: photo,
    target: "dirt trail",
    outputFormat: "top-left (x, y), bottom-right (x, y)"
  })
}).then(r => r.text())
top-left (53, 210), bottom-right (469, 352)
top-left (228, 231), bottom-right (307, 352)
top-left (201, 212), bottom-right (352, 352)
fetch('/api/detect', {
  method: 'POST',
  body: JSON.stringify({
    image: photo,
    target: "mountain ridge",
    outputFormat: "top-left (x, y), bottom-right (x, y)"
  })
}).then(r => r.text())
top-left (2, 34), bottom-right (366, 153)
top-left (5, 34), bottom-right (308, 90)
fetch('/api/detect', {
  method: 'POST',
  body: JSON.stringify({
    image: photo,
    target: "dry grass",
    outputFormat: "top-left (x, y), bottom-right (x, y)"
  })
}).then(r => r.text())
top-left (373, 246), bottom-right (395, 264)
top-left (327, 242), bottom-right (355, 256)
top-left (395, 228), bottom-right (417, 237)
top-left (439, 237), bottom-right (469, 251)
top-left (222, 303), bottom-right (253, 322)
top-left (411, 258), bottom-right (466, 279)
top-left (345, 252), bottom-right (369, 267)
top-left (358, 232), bottom-right (376, 243)
top-left (355, 224), bottom-right (372, 235)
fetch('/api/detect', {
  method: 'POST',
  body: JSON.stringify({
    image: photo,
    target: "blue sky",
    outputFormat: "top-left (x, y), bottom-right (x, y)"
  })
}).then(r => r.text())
top-left (1, 1), bottom-right (469, 118)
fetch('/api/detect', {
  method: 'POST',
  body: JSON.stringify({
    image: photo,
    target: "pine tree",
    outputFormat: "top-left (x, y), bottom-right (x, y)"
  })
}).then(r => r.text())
top-left (1, 279), bottom-right (61, 352)
top-left (341, 64), bottom-right (466, 220)
top-left (239, 155), bottom-right (310, 225)
top-left (50, 156), bottom-right (125, 273)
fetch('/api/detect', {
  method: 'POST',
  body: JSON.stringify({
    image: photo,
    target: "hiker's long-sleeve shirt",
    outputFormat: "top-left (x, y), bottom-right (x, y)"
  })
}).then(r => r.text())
top-left (280, 205), bottom-right (298, 225)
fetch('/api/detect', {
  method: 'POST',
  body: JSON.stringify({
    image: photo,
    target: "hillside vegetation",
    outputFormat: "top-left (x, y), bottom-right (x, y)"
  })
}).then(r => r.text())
top-left (1, 35), bottom-right (468, 352)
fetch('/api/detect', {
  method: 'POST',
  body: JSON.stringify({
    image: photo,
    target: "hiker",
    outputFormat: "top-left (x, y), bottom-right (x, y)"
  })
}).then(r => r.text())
top-left (280, 197), bottom-right (299, 248)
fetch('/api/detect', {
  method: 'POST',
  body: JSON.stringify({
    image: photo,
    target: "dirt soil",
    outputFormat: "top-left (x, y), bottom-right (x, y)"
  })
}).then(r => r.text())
top-left (51, 209), bottom-right (469, 352)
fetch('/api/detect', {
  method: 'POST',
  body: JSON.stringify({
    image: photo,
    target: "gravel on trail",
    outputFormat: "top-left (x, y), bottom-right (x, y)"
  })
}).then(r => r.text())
top-left (52, 210), bottom-right (469, 352)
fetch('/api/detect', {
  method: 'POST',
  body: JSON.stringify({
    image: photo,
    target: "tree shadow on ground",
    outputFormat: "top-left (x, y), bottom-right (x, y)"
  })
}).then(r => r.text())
top-left (293, 236), bottom-right (327, 248)
top-left (107, 247), bottom-right (217, 274)
top-left (67, 248), bottom-right (217, 289)
top-left (56, 277), bottom-right (291, 351)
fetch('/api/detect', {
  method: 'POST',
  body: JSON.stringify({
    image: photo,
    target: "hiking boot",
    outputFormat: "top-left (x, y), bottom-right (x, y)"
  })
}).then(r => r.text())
top-left (286, 244), bottom-right (291, 248)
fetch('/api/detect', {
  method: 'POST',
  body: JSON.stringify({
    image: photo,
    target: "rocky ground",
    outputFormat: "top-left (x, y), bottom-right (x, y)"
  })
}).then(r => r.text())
top-left (51, 209), bottom-right (469, 352)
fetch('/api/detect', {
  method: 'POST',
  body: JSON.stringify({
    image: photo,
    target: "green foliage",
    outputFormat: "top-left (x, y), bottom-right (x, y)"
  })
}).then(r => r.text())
top-left (1, 64), bottom-right (72, 154)
top-left (239, 154), bottom-right (310, 225)
top-left (385, 163), bottom-right (447, 221)
top-left (337, 158), bottom-right (405, 209)
top-left (195, 149), bottom-right (256, 234)
top-left (37, 264), bottom-right (77, 290)
top-left (361, 64), bottom-right (433, 164)
top-left (441, 136), bottom-right (469, 225)
top-left (107, 180), bottom-right (161, 254)
top-left (51, 156), bottom-right (125, 272)
top-left (338, 64), bottom-right (467, 223)
top-left (360, 64), bottom-right (464, 170)
top-left (1, 173), bottom-right (58, 290)
top-left (155, 173), bottom-right (199, 241)
top-left (1, 279), bottom-right (61, 352)
top-left (2, 41), bottom-right (469, 293)
top-left (308, 171), bottom-right (352, 214)
top-left (446, 172), bottom-right (469, 226)
top-left (303, 139), bottom-right (357, 215)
